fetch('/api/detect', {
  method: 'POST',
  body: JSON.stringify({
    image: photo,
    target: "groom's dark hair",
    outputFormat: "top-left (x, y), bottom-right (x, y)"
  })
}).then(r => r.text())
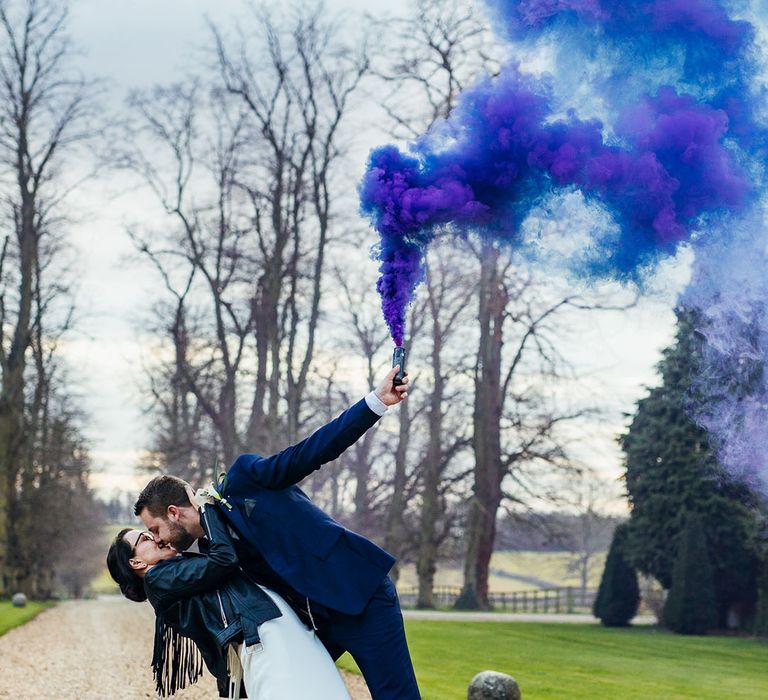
top-left (134, 475), bottom-right (192, 518)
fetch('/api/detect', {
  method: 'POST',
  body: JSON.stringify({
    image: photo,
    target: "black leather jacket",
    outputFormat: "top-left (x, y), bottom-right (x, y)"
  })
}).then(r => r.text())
top-left (144, 504), bottom-right (281, 697)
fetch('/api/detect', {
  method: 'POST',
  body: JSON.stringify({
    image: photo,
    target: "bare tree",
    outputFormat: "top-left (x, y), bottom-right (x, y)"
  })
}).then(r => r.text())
top-left (124, 82), bottom-right (253, 466)
top-left (371, 0), bottom-right (498, 599)
top-left (319, 260), bottom-right (427, 564)
top-left (129, 5), bottom-right (371, 478)
top-left (415, 242), bottom-right (474, 607)
top-left (10, 364), bottom-right (103, 598)
top-left (381, 301), bottom-right (428, 579)
top-left (457, 243), bottom-right (618, 609)
top-left (0, 0), bottom-right (100, 593)
top-left (213, 6), bottom-right (369, 448)
top-left (371, 0), bottom-right (496, 138)
top-left (329, 267), bottom-right (389, 533)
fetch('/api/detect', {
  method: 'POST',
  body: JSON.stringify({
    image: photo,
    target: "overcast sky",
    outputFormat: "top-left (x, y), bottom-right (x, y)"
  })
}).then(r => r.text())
top-left (58, 0), bottom-right (685, 504)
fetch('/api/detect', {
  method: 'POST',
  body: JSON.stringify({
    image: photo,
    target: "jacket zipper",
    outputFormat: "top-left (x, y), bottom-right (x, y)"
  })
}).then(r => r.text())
top-left (305, 597), bottom-right (317, 631)
top-left (217, 590), bottom-right (229, 628)
top-left (202, 506), bottom-right (229, 629)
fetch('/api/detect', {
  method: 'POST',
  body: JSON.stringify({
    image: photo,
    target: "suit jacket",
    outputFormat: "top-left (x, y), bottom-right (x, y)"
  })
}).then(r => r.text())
top-left (219, 397), bottom-right (396, 616)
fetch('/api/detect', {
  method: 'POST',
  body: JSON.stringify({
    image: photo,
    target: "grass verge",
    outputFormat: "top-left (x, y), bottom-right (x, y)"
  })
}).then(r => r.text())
top-left (337, 620), bottom-right (768, 700)
top-left (0, 600), bottom-right (52, 637)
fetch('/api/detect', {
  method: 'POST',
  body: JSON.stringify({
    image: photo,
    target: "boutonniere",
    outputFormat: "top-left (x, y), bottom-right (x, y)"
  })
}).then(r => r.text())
top-left (194, 481), bottom-right (233, 511)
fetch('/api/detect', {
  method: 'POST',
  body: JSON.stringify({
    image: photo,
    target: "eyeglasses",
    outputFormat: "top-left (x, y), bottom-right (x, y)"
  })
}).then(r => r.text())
top-left (131, 531), bottom-right (153, 555)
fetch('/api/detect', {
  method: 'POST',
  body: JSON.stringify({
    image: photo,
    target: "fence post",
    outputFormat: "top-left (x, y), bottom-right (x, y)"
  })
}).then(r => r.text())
top-left (567, 586), bottom-right (574, 614)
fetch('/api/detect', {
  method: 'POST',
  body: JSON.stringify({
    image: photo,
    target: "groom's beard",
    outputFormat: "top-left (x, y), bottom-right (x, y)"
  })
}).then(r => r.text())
top-left (167, 519), bottom-right (196, 552)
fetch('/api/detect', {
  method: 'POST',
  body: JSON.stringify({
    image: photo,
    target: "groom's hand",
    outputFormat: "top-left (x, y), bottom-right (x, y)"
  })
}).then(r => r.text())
top-left (375, 365), bottom-right (409, 406)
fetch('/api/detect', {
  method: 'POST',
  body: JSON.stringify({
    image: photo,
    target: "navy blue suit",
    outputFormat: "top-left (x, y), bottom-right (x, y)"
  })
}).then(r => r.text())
top-left (219, 397), bottom-right (420, 700)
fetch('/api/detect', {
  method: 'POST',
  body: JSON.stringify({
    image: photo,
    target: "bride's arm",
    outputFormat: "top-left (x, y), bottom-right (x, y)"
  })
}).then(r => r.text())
top-left (145, 504), bottom-right (238, 607)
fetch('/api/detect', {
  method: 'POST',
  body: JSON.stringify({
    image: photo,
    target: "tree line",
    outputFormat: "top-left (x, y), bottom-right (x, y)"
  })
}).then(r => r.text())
top-left (0, 0), bottom-right (104, 598)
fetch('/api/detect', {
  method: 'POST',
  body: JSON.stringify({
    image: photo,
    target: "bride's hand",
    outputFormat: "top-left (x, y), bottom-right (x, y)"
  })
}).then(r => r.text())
top-left (186, 484), bottom-right (212, 509)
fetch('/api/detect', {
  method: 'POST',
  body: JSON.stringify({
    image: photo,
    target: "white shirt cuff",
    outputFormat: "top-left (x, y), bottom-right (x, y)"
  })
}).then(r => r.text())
top-left (364, 391), bottom-right (388, 416)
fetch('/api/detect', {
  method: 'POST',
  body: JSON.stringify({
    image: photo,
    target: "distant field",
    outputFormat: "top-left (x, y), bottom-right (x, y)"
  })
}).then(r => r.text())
top-left (396, 550), bottom-right (606, 592)
top-left (92, 524), bottom-right (135, 596)
top-left (91, 568), bottom-right (119, 595)
top-left (0, 601), bottom-right (52, 637)
top-left (94, 534), bottom-right (605, 598)
top-left (105, 523), bottom-right (135, 539)
top-left (338, 621), bottom-right (768, 700)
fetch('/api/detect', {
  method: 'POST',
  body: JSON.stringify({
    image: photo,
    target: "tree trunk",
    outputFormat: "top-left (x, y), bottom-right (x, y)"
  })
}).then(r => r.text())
top-left (0, 179), bottom-right (36, 594)
top-left (384, 388), bottom-right (411, 583)
top-left (458, 242), bottom-right (505, 610)
top-left (416, 296), bottom-right (445, 608)
top-left (217, 373), bottom-right (239, 463)
top-left (0, 393), bottom-right (24, 593)
top-left (351, 430), bottom-right (376, 534)
top-left (247, 268), bottom-right (283, 455)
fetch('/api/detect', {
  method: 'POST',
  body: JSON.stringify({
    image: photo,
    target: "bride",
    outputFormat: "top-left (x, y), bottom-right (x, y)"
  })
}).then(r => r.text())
top-left (107, 500), bottom-right (350, 699)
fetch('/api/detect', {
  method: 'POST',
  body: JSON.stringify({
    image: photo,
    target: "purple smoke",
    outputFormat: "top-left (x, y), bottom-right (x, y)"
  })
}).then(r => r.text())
top-left (681, 215), bottom-right (768, 495)
top-left (360, 0), bottom-right (768, 493)
top-left (361, 71), bottom-right (749, 343)
top-left (491, 0), bottom-right (754, 55)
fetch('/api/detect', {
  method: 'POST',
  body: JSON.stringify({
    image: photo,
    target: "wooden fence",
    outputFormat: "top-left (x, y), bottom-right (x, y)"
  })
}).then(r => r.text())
top-left (397, 585), bottom-right (596, 613)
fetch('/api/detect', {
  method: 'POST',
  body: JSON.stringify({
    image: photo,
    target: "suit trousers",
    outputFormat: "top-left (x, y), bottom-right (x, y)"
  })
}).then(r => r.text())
top-left (322, 577), bottom-right (421, 700)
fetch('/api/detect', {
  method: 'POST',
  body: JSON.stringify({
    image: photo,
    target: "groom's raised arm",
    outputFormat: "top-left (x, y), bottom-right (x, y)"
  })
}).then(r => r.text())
top-left (227, 365), bottom-right (408, 490)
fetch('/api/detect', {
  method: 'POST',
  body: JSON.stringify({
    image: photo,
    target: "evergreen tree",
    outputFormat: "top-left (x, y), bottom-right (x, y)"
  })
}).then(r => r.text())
top-left (593, 523), bottom-right (640, 626)
top-left (621, 309), bottom-right (759, 627)
top-left (663, 513), bottom-right (718, 634)
top-left (755, 566), bottom-right (768, 637)
top-left (753, 519), bottom-right (768, 637)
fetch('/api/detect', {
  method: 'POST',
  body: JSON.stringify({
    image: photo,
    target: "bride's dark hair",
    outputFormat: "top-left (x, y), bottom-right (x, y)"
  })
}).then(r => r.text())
top-left (106, 528), bottom-right (148, 602)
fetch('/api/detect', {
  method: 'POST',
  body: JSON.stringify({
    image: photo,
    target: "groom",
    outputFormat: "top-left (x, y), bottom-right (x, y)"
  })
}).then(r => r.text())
top-left (135, 364), bottom-right (420, 700)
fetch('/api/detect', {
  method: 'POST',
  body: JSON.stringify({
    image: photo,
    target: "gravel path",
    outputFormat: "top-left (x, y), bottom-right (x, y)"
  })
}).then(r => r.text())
top-left (0, 597), bottom-right (371, 700)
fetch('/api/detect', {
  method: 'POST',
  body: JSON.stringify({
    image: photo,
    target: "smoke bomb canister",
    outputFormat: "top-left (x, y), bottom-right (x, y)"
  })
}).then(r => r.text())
top-left (392, 346), bottom-right (407, 386)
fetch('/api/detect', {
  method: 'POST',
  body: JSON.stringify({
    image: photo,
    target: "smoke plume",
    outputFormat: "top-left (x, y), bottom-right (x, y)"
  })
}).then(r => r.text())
top-left (360, 0), bottom-right (768, 492)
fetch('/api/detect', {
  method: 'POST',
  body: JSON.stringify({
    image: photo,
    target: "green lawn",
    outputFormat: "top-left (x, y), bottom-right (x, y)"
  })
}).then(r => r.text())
top-left (338, 621), bottom-right (768, 700)
top-left (0, 600), bottom-right (52, 637)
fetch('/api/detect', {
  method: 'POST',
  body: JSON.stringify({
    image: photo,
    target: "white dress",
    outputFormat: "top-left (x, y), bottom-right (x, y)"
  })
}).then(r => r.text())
top-left (230, 585), bottom-right (351, 700)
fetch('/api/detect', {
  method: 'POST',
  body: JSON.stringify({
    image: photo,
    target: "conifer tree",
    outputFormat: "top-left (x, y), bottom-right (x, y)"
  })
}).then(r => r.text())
top-left (593, 523), bottom-right (640, 626)
top-left (753, 522), bottom-right (768, 636)
top-left (663, 513), bottom-right (718, 634)
top-left (755, 567), bottom-right (768, 637)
